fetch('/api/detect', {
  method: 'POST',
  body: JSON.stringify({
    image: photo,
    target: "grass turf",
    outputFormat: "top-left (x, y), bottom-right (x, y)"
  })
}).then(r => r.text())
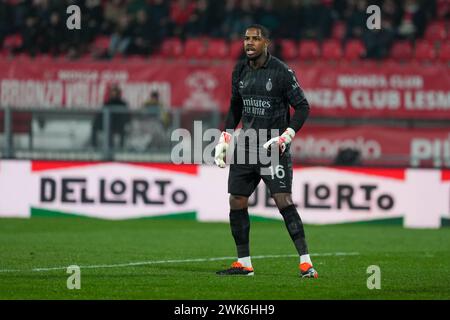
top-left (0, 217), bottom-right (449, 300)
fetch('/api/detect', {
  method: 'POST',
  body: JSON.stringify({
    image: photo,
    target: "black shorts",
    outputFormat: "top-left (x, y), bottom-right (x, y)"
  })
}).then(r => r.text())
top-left (228, 152), bottom-right (293, 197)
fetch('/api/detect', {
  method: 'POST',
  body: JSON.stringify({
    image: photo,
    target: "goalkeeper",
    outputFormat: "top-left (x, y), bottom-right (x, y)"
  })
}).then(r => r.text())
top-left (214, 24), bottom-right (318, 278)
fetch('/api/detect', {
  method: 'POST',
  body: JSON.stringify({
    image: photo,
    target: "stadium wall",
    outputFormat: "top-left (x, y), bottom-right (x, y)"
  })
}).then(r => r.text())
top-left (0, 160), bottom-right (449, 228)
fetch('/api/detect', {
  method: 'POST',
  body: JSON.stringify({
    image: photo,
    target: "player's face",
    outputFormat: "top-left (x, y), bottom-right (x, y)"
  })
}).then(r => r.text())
top-left (244, 28), bottom-right (268, 60)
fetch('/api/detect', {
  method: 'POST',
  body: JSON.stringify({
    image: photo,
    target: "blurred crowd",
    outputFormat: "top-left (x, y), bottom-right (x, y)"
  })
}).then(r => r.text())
top-left (0, 0), bottom-right (447, 59)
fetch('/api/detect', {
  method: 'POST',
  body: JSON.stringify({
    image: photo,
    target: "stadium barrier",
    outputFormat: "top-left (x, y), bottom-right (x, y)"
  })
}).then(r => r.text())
top-left (0, 107), bottom-right (219, 162)
top-left (0, 160), bottom-right (449, 229)
top-left (1, 108), bottom-right (449, 167)
top-left (0, 59), bottom-right (449, 119)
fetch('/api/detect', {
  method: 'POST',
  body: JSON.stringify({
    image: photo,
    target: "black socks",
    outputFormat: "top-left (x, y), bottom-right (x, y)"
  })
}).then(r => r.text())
top-left (229, 205), bottom-right (308, 258)
top-left (280, 204), bottom-right (309, 256)
top-left (229, 208), bottom-right (250, 258)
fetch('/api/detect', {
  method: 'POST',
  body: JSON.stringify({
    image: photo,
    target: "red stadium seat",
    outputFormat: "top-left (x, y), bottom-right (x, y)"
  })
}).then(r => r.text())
top-left (93, 36), bottom-right (110, 51)
top-left (183, 38), bottom-right (206, 59)
top-left (344, 39), bottom-right (366, 61)
top-left (436, 0), bottom-right (449, 19)
top-left (229, 39), bottom-right (244, 60)
top-left (298, 40), bottom-right (320, 60)
top-left (389, 41), bottom-right (413, 61)
top-left (437, 42), bottom-right (450, 62)
top-left (414, 40), bottom-right (436, 62)
top-left (35, 54), bottom-right (52, 62)
top-left (424, 21), bottom-right (447, 43)
top-left (280, 39), bottom-right (298, 60)
top-left (0, 48), bottom-right (9, 58)
top-left (78, 53), bottom-right (94, 62)
top-left (127, 55), bottom-right (146, 63)
top-left (3, 34), bottom-right (23, 50)
top-left (359, 60), bottom-right (378, 68)
top-left (321, 40), bottom-right (343, 60)
top-left (159, 38), bottom-right (183, 58)
top-left (205, 39), bottom-right (228, 59)
top-left (15, 52), bottom-right (31, 61)
top-left (91, 35), bottom-right (110, 57)
top-left (331, 21), bottom-right (346, 40)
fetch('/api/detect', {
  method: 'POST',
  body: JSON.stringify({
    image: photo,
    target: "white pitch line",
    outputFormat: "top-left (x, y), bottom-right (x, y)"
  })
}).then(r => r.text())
top-left (0, 252), bottom-right (359, 273)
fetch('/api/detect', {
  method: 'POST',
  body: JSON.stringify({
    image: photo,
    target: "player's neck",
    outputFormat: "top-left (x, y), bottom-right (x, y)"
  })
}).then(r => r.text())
top-left (249, 52), bottom-right (268, 69)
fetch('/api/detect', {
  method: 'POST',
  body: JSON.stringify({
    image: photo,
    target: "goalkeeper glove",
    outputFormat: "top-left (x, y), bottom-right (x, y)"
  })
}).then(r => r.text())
top-left (262, 127), bottom-right (296, 154)
top-left (214, 131), bottom-right (232, 168)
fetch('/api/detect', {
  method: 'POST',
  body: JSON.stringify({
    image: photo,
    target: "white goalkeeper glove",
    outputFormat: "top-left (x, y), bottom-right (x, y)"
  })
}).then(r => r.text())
top-left (214, 131), bottom-right (232, 168)
top-left (263, 127), bottom-right (296, 154)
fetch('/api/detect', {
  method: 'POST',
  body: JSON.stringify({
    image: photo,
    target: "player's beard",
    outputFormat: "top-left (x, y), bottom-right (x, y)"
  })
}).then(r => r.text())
top-left (246, 51), bottom-right (263, 61)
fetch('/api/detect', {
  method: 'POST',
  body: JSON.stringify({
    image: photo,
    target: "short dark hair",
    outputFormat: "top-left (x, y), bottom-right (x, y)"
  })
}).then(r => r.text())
top-left (151, 90), bottom-right (159, 99)
top-left (245, 24), bottom-right (270, 39)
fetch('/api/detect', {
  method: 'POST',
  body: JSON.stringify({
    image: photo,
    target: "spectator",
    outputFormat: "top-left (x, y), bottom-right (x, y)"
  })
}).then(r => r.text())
top-left (301, 0), bottom-right (333, 40)
top-left (361, 0), bottom-right (399, 60)
top-left (61, 0), bottom-right (93, 59)
top-left (382, 0), bottom-right (402, 28)
top-left (11, 0), bottom-right (29, 33)
top-left (186, 0), bottom-right (211, 37)
top-left (42, 11), bottom-right (66, 56)
top-left (0, 0), bottom-right (12, 47)
top-left (205, 0), bottom-right (226, 37)
top-left (252, 0), bottom-right (266, 25)
top-left (363, 18), bottom-right (396, 60)
top-left (397, 0), bottom-right (427, 40)
top-left (18, 14), bottom-right (40, 56)
top-left (223, 0), bottom-right (255, 40)
top-left (169, 0), bottom-right (196, 38)
top-left (220, 0), bottom-right (241, 39)
top-left (127, 0), bottom-right (148, 16)
top-left (108, 14), bottom-right (133, 57)
top-left (142, 90), bottom-right (170, 149)
top-left (0, 0), bottom-right (440, 62)
top-left (128, 9), bottom-right (160, 56)
top-left (91, 84), bottom-right (130, 149)
top-left (146, 90), bottom-right (170, 124)
top-left (345, 0), bottom-right (367, 40)
top-left (278, 0), bottom-right (302, 39)
top-left (332, 0), bottom-right (349, 21)
top-left (435, 0), bottom-right (449, 20)
top-left (334, 148), bottom-right (361, 166)
top-left (258, 0), bottom-right (280, 35)
top-left (103, 0), bottom-right (127, 34)
top-left (148, 0), bottom-right (170, 40)
top-left (85, 0), bottom-right (104, 42)
top-left (34, 0), bottom-right (52, 24)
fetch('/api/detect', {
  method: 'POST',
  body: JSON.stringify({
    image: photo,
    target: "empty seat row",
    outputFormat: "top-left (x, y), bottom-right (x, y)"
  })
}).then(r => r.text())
top-left (331, 20), bottom-right (448, 43)
top-left (154, 38), bottom-right (243, 60)
top-left (2, 34), bottom-right (449, 63)
top-left (280, 39), bottom-right (450, 62)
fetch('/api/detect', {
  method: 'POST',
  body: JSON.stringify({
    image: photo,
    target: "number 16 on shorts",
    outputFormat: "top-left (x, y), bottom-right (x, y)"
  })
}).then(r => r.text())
top-left (260, 156), bottom-right (292, 193)
top-left (268, 165), bottom-right (285, 179)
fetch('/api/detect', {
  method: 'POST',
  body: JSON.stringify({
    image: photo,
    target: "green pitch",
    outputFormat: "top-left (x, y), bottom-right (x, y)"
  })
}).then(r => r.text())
top-left (0, 217), bottom-right (449, 300)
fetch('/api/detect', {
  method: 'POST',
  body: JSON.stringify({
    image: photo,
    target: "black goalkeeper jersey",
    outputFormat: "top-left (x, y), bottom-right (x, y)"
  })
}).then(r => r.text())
top-left (224, 53), bottom-right (310, 153)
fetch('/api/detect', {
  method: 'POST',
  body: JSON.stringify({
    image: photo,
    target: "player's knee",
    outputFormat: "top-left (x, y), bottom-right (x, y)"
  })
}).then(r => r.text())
top-left (229, 195), bottom-right (248, 210)
top-left (273, 193), bottom-right (294, 210)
